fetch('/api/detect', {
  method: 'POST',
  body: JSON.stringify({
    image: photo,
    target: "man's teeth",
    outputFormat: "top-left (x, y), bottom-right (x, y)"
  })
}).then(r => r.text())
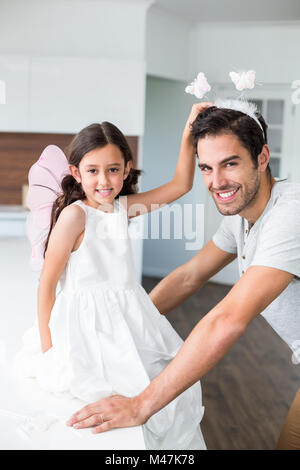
top-left (218, 188), bottom-right (238, 198)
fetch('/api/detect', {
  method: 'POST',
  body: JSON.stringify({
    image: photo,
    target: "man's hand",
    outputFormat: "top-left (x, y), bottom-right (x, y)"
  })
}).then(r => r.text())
top-left (66, 394), bottom-right (147, 434)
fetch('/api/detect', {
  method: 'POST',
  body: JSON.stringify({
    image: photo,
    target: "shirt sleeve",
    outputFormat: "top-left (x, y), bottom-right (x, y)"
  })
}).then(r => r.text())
top-left (250, 201), bottom-right (300, 278)
top-left (212, 216), bottom-right (238, 254)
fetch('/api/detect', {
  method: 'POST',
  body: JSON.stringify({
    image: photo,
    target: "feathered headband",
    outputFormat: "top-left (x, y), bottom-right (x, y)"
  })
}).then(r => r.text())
top-left (185, 70), bottom-right (264, 133)
top-left (214, 98), bottom-right (264, 132)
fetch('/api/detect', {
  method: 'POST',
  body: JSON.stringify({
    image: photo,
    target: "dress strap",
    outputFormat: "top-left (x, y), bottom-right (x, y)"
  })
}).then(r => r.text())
top-left (115, 196), bottom-right (128, 216)
top-left (72, 199), bottom-right (88, 217)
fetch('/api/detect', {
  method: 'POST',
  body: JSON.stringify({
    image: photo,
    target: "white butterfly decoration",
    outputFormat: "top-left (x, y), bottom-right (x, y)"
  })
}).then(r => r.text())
top-left (229, 70), bottom-right (256, 91)
top-left (185, 72), bottom-right (211, 99)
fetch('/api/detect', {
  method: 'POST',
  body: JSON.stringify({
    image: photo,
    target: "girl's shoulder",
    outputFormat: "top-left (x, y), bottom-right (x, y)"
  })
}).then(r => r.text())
top-left (46, 202), bottom-right (86, 256)
top-left (69, 199), bottom-right (88, 215)
top-left (57, 202), bottom-right (86, 230)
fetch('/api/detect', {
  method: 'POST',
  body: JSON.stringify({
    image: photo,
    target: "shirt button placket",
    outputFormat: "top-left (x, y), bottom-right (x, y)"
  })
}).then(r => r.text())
top-left (242, 254), bottom-right (246, 274)
top-left (242, 225), bottom-right (248, 273)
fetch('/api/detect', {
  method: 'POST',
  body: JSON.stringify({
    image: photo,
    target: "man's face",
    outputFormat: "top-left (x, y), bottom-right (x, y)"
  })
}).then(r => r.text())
top-left (197, 133), bottom-right (261, 216)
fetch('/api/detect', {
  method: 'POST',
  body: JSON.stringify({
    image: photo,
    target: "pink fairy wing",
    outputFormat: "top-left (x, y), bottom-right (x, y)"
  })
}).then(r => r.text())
top-left (26, 145), bottom-right (70, 271)
top-left (27, 187), bottom-right (57, 227)
top-left (27, 145), bottom-right (70, 208)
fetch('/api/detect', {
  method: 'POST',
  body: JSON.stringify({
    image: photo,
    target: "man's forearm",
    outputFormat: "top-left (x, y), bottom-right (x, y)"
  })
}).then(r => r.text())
top-left (150, 241), bottom-right (237, 315)
top-left (137, 308), bottom-right (245, 420)
top-left (150, 266), bottom-right (204, 315)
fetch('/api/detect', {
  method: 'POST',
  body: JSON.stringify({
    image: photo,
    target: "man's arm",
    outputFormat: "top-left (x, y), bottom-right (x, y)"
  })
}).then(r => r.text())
top-left (150, 240), bottom-right (237, 315)
top-left (67, 265), bottom-right (293, 433)
top-left (139, 266), bottom-right (293, 418)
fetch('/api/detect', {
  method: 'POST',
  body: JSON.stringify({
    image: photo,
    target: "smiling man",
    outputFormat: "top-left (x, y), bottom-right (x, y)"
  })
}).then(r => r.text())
top-left (67, 102), bottom-right (300, 450)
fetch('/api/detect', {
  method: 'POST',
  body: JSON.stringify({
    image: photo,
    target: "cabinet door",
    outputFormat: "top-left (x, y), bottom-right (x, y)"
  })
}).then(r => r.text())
top-left (0, 55), bottom-right (30, 131)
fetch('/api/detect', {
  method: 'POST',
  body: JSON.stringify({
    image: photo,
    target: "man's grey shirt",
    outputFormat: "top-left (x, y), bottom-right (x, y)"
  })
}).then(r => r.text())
top-left (213, 179), bottom-right (300, 354)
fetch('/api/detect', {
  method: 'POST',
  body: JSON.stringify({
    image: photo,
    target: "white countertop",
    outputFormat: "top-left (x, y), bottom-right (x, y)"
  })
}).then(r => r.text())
top-left (0, 367), bottom-right (145, 450)
top-left (0, 205), bottom-right (27, 220)
top-left (0, 237), bottom-right (145, 450)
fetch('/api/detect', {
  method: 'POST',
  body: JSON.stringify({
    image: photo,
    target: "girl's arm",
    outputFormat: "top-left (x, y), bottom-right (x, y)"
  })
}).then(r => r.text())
top-left (38, 205), bottom-right (85, 352)
top-left (126, 102), bottom-right (213, 218)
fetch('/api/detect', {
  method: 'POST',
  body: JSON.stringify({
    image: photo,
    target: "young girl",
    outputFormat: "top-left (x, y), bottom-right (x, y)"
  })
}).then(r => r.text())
top-left (15, 104), bottom-right (207, 450)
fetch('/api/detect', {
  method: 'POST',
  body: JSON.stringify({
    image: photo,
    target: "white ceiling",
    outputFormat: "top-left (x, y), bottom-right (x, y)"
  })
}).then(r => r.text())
top-left (155, 0), bottom-right (300, 23)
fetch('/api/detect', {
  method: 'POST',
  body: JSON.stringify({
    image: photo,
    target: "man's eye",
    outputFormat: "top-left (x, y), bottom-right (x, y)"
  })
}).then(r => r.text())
top-left (200, 167), bottom-right (210, 172)
top-left (226, 162), bottom-right (236, 167)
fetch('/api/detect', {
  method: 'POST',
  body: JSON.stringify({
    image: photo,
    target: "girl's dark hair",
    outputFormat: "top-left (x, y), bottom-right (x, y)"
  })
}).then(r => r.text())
top-left (191, 106), bottom-right (270, 175)
top-left (44, 122), bottom-right (142, 255)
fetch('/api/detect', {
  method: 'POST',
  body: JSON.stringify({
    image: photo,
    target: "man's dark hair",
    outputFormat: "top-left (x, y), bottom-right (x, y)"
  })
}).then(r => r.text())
top-left (191, 106), bottom-right (271, 177)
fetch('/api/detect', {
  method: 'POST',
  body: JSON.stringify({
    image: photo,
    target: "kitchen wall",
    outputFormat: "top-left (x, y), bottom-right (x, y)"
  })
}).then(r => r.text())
top-left (0, 0), bottom-right (151, 135)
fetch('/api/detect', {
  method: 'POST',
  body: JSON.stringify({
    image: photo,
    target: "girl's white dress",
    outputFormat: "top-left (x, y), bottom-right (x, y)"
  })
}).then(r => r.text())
top-left (15, 198), bottom-right (206, 450)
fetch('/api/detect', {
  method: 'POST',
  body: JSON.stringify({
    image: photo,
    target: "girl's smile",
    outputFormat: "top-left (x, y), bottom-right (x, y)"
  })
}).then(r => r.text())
top-left (69, 144), bottom-right (132, 209)
top-left (96, 188), bottom-right (113, 197)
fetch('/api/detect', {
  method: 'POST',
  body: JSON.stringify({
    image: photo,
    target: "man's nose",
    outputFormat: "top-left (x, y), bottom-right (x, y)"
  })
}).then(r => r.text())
top-left (211, 169), bottom-right (228, 191)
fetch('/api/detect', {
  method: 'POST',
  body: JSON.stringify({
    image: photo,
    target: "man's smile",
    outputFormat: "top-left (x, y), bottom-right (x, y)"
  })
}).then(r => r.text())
top-left (214, 187), bottom-right (240, 202)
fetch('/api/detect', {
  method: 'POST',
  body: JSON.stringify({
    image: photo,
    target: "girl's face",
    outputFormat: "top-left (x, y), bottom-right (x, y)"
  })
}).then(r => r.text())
top-left (70, 144), bottom-right (132, 208)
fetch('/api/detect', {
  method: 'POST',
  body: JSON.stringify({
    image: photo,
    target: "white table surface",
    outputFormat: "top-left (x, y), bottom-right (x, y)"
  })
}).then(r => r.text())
top-left (0, 236), bottom-right (146, 450)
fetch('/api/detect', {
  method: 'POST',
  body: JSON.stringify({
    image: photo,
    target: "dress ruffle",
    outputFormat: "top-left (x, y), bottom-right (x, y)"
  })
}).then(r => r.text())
top-left (15, 284), bottom-right (205, 449)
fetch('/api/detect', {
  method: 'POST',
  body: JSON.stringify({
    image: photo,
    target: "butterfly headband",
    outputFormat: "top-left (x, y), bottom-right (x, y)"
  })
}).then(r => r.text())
top-left (185, 70), bottom-right (264, 133)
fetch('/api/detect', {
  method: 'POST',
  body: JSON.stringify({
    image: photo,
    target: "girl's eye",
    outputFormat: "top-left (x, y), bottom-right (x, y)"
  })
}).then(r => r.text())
top-left (87, 168), bottom-right (120, 174)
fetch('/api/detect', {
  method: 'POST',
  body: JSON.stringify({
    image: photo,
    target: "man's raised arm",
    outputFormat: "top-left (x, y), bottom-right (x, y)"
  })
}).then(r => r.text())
top-left (149, 240), bottom-right (237, 315)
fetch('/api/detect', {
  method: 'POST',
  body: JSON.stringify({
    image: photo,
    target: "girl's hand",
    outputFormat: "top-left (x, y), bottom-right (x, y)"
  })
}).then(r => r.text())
top-left (124, 102), bottom-right (214, 216)
top-left (183, 102), bottom-right (214, 139)
top-left (40, 325), bottom-right (53, 353)
top-left (42, 340), bottom-right (52, 354)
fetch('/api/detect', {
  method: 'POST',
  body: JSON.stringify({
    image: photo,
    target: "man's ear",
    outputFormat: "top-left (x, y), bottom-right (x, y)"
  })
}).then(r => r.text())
top-left (69, 165), bottom-right (81, 183)
top-left (124, 161), bottom-right (133, 180)
top-left (258, 144), bottom-right (270, 172)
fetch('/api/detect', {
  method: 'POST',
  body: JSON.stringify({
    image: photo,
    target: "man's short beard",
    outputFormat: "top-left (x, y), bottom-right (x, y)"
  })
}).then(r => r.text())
top-left (213, 171), bottom-right (260, 216)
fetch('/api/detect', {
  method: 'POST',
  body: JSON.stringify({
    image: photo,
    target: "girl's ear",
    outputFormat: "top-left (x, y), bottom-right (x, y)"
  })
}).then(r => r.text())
top-left (124, 161), bottom-right (133, 180)
top-left (69, 165), bottom-right (81, 183)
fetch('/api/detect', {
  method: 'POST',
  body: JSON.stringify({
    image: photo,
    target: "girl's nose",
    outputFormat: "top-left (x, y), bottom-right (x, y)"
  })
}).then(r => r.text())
top-left (98, 172), bottom-right (110, 187)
